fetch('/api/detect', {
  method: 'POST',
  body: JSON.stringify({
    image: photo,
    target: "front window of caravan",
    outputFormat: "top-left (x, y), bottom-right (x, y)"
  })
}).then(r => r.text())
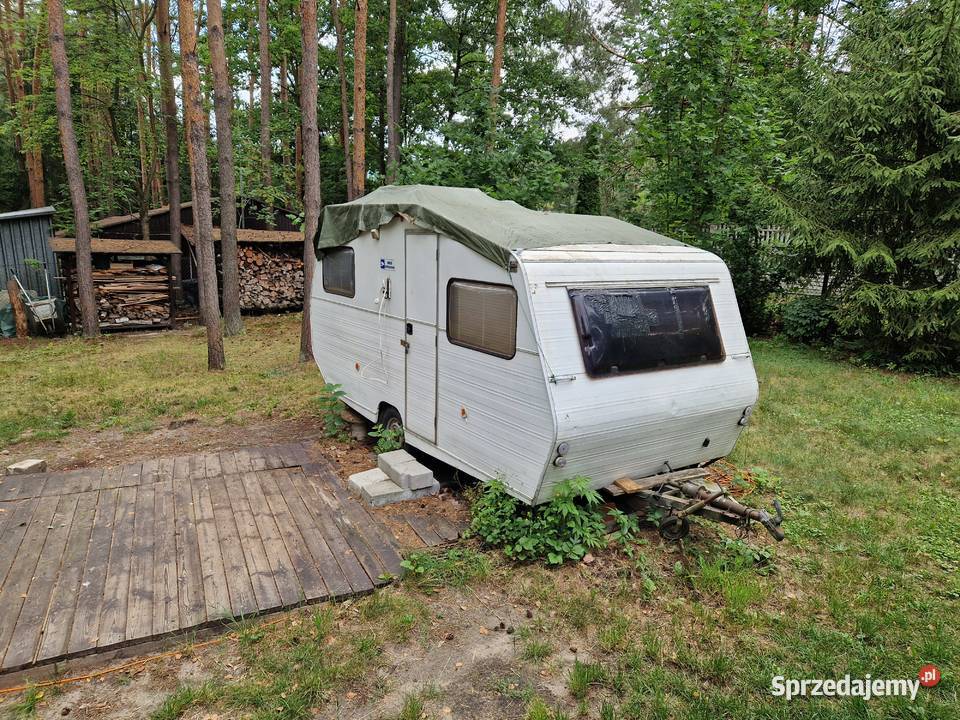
top-left (447, 280), bottom-right (518, 359)
top-left (568, 286), bottom-right (723, 376)
top-left (322, 247), bottom-right (355, 297)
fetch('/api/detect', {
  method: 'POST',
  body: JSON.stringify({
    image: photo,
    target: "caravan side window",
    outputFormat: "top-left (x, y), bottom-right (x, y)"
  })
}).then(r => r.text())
top-left (322, 247), bottom-right (355, 297)
top-left (447, 280), bottom-right (517, 359)
top-left (569, 286), bottom-right (724, 376)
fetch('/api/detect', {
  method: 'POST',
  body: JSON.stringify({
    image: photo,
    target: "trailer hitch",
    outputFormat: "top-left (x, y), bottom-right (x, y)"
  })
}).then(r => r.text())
top-left (612, 468), bottom-right (786, 542)
top-left (673, 481), bottom-right (785, 542)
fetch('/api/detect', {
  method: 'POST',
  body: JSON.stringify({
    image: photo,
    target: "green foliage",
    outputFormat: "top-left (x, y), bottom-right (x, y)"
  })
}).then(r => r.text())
top-left (777, 0), bottom-right (960, 370)
top-left (400, 548), bottom-right (491, 592)
top-left (623, 0), bottom-right (787, 235)
top-left (469, 477), bottom-right (608, 565)
top-left (315, 383), bottom-right (348, 440)
top-left (780, 296), bottom-right (837, 344)
top-left (369, 422), bottom-right (404, 454)
top-left (699, 227), bottom-right (783, 335)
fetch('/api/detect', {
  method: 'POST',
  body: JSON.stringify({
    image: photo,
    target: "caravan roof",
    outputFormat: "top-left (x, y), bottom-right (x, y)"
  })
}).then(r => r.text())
top-left (316, 185), bottom-right (684, 269)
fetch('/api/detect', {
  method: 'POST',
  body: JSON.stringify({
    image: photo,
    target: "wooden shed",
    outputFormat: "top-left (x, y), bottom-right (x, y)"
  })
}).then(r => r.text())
top-left (51, 237), bottom-right (180, 331)
top-left (0, 206), bottom-right (60, 301)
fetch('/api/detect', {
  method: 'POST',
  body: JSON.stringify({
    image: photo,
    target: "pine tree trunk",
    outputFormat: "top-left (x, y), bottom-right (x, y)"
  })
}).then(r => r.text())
top-left (299, 0), bottom-right (320, 363)
top-left (48, 0), bottom-right (98, 338)
top-left (26, 19), bottom-right (44, 206)
top-left (490, 0), bottom-right (507, 110)
top-left (157, 0), bottom-right (182, 300)
top-left (178, 0), bottom-right (225, 370)
top-left (208, 0), bottom-right (243, 336)
top-left (248, 19), bottom-right (255, 131)
top-left (385, 0), bottom-right (400, 181)
top-left (258, 0), bottom-right (271, 187)
top-left (351, 0), bottom-right (367, 198)
top-left (332, 0), bottom-right (352, 198)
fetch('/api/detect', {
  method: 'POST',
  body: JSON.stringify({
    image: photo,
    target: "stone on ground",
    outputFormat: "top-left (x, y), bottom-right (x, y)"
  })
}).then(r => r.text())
top-left (5, 458), bottom-right (47, 475)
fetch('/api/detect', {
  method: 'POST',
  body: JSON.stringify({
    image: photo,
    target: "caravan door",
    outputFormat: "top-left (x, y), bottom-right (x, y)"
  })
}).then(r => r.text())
top-left (403, 232), bottom-right (438, 442)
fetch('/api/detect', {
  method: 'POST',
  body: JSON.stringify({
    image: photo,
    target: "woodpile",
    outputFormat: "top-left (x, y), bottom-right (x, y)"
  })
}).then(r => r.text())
top-left (69, 262), bottom-right (171, 328)
top-left (238, 246), bottom-right (304, 310)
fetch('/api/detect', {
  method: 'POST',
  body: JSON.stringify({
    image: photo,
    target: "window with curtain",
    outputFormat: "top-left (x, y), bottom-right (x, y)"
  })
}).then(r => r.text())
top-left (322, 247), bottom-right (355, 297)
top-left (568, 286), bottom-right (724, 376)
top-left (447, 280), bottom-right (518, 359)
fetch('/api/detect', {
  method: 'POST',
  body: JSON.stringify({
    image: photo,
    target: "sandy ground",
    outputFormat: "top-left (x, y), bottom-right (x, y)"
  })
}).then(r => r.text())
top-left (0, 581), bottom-right (599, 720)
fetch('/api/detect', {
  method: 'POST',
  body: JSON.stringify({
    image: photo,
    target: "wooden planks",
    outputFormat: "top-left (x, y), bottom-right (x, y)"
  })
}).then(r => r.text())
top-left (0, 442), bottom-right (407, 674)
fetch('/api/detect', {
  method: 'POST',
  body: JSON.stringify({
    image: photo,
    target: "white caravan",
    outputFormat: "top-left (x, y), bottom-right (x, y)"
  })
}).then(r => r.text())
top-left (310, 185), bottom-right (759, 505)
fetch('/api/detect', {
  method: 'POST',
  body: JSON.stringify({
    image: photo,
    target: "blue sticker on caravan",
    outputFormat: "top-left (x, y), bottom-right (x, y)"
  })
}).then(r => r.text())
top-left (380, 258), bottom-right (396, 270)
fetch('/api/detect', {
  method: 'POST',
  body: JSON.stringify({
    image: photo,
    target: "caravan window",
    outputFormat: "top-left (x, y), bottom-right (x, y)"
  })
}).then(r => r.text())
top-left (447, 280), bottom-right (517, 359)
top-left (322, 247), bottom-right (355, 297)
top-left (568, 286), bottom-right (723, 376)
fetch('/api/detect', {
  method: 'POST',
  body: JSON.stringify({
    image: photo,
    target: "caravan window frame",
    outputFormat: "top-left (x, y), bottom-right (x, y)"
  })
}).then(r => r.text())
top-left (568, 285), bottom-right (725, 377)
top-left (321, 247), bottom-right (356, 298)
top-left (446, 278), bottom-right (518, 360)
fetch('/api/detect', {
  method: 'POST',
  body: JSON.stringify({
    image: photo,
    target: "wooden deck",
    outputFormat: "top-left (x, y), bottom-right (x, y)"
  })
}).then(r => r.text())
top-left (0, 443), bottom-right (403, 674)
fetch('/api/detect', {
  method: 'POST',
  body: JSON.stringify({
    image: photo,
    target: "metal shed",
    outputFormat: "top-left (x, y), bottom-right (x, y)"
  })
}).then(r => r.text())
top-left (0, 206), bottom-right (60, 300)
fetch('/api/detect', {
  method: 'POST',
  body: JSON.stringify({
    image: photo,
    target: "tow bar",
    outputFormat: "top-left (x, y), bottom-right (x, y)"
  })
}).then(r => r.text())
top-left (608, 467), bottom-right (785, 542)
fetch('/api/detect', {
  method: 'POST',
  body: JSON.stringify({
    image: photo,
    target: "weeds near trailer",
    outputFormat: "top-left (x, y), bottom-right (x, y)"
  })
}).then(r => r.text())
top-left (469, 477), bottom-right (609, 565)
top-left (7, 686), bottom-right (46, 718)
top-left (400, 548), bottom-right (492, 592)
top-left (369, 422), bottom-right (404, 453)
top-left (315, 383), bottom-right (349, 439)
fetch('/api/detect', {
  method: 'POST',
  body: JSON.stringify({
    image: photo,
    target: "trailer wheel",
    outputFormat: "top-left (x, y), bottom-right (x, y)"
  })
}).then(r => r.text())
top-left (377, 405), bottom-right (404, 439)
top-left (658, 515), bottom-right (690, 542)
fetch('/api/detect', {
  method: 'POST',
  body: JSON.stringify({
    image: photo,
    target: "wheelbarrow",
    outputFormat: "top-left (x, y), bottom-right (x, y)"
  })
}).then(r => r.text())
top-left (608, 467), bottom-right (784, 542)
top-left (9, 263), bottom-right (59, 334)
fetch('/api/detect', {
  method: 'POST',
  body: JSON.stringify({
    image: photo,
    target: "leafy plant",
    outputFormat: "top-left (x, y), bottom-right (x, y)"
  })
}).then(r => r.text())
top-left (369, 422), bottom-right (404, 454)
top-left (781, 296), bottom-right (837, 344)
top-left (315, 383), bottom-right (348, 440)
top-left (469, 477), bottom-right (608, 565)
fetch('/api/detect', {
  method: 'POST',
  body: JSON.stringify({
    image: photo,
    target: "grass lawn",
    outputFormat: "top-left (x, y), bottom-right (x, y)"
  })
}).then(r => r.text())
top-left (0, 315), bottom-right (329, 446)
top-left (1, 315), bottom-right (958, 719)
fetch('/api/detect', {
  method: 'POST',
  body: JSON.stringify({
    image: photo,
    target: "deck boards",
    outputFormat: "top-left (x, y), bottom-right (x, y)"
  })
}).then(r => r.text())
top-left (0, 443), bottom-right (402, 674)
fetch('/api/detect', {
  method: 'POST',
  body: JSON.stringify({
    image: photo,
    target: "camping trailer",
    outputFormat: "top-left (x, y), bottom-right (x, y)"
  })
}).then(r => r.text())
top-left (311, 185), bottom-right (759, 505)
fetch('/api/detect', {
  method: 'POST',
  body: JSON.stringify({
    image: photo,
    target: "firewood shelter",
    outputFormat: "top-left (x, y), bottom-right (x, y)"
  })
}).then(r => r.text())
top-left (51, 199), bottom-right (305, 331)
top-left (50, 237), bottom-right (180, 331)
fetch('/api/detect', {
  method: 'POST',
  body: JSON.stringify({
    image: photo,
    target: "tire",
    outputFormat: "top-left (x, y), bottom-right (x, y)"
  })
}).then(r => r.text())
top-left (378, 405), bottom-right (404, 439)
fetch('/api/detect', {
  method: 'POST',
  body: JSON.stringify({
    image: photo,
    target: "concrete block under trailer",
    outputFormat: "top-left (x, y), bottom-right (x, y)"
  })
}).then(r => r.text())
top-left (310, 185), bottom-right (784, 540)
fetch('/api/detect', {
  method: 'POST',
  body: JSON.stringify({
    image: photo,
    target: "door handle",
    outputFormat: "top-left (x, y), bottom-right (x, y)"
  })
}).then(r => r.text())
top-left (406, 322), bottom-right (413, 335)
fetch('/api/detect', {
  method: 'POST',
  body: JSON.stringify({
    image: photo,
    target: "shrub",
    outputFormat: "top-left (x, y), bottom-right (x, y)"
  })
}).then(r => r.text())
top-left (781, 295), bottom-right (836, 344)
top-left (315, 383), bottom-right (348, 439)
top-left (469, 477), bottom-right (608, 565)
top-left (369, 423), bottom-right (404, 453)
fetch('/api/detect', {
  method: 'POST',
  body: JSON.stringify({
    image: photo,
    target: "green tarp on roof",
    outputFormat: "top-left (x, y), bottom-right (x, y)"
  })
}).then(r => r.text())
top-left (316, 185), bottom-right (683, 269)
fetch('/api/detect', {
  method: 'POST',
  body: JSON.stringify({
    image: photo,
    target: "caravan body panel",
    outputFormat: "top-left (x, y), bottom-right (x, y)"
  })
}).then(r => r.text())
top-left (311, 218), bottom-right (555, 503)
top-left (519, 244), bottom-right (758, 504)
top-left (312, 223), bottom-right (758, 506)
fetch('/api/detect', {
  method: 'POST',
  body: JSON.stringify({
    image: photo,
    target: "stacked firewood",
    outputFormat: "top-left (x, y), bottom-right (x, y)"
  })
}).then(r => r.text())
top-left (238, 246), bottom-right (304, 310)
top-left (70, 262), bottom-right (170, 327)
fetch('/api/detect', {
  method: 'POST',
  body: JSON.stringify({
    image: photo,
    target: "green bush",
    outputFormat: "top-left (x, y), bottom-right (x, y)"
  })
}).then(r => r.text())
top-left (781, 296), bottom-right (837, 344)
top-left (469, 477), bottom-right (609, 565)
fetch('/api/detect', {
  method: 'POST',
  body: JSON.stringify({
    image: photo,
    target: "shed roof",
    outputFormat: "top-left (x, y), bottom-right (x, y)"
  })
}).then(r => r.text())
top-left (181, 225), bottom-right (303, 244)
top-left (316, 185), bottom-right (684, 268)
top-left (0, 206), bottom-right (55, 221)
top-left (90, 202), bottom-right (193, 231)
top-left (50, 238), bottom-right (182, 255)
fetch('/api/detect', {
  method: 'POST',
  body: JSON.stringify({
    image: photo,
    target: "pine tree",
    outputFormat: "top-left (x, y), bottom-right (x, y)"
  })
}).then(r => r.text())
top-left (783, 0), bottom-right (960, 369)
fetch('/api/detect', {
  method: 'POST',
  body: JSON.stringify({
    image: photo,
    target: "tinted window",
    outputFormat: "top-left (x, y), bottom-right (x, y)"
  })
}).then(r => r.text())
top-left (322, 247), bottom-right (355, 297)
top-left (447, 280), bottom-right (517, 359)
top-left (568, 286), bottom-right (723, 376)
